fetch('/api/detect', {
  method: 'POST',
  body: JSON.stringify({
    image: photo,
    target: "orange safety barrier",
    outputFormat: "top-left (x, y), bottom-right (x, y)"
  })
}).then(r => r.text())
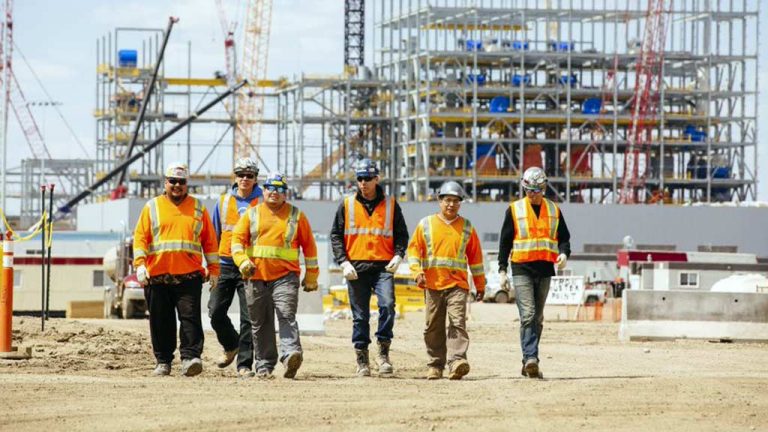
top-left (1, 231), bottom-right (13, 352)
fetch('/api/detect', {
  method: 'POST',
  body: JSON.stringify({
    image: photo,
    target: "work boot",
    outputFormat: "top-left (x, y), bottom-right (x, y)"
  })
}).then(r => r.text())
top-left (426, 367), bottom-right (443, 380)
top-left (238, 367), bottom-right (255, 379)
top-left (355, 349), bottom-right (371, 377)
top-left (376, 340), bottom-right (394, 376)
top-left (448, 359), bottom-right (470, 380)
top-left (256, 368), bottom-right (275, 380)
top-left (181, 358), bottom-right (203, 377)
top-left (152, 363), bottom-right (171, 376)
top-left (216, 348), bottom-right (238, 368)
top-left (282, 352), bottom-right (303, 379)
top-left (522, 358), bottom-right (543, 379)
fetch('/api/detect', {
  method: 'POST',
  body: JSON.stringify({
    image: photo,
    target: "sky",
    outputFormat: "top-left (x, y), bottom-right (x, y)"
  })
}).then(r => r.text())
top-left (3, 0), bottom-right (768, 205)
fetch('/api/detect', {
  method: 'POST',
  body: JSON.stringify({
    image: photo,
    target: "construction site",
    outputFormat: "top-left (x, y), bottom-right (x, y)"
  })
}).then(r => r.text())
top-left (0, 1), bottom-right (767, 431)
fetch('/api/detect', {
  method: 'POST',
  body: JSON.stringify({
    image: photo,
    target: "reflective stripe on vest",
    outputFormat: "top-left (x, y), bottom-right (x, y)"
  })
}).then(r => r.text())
top-left (246, 205), bottom-right (302, 262)
top-left (420, 216), bottom-right (472, 272)
top-left (147, 196), bottom-right (208, 257)
top-left (511, 197), bottom-right (559, 262)
top-left (344, 195), bottom-right (393, 237)
top-left (220, 194), bottom-right (235, 232)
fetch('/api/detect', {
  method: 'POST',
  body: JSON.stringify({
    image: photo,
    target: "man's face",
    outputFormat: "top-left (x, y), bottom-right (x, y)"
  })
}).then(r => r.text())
top-left (165, 177), bottom-right (188, 200)
top-left (438, 195), bottom-right (462, 219)
top-left (525, 188), bottom-right (543, 204)
top-left (357, 175), bottom-right (379, 197)
top-left (264, 184), bottom-right (287, 206)
top-left (235, 171), bottom-right (256, 193)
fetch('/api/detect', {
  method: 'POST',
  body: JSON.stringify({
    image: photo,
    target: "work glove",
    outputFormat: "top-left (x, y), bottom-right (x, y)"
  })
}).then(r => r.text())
top-left (556, 253), bottom-right (568, 270)
top-left (415, 273), bottom-right (427, 289)
top-left (475, 290), bottom-right (485, 302)
top-left (302, 277), bottom-right (318, 292)
top-left (498, 271), bottom-right (511, 291)
top-left (208, 274), bottom-right (219, 291)
top-left (136, 265), bottom-right (150, 286)
top-left (239, 260), bottom-right (256, 279)
top-left (340, 261), bottom-right (358, 281)
top-left (384, 255), bottom-right (403, 273)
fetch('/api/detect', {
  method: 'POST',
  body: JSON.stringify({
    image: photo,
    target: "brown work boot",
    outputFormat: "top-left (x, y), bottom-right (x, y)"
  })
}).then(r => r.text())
top-left (522, 358), bottom-right (543, 379)
top-left (376, 340), bottom-right (393, 376)
top-left (426, 367), bottom-right (443, 380)
top-left (282, 352), bottom-right (303, 379)
top-left (448, 359), bottom-right (470, 380)
top-left (355, 349), bottom-right (371, 377)
top-left (216, 348), bottom-right (238, 368)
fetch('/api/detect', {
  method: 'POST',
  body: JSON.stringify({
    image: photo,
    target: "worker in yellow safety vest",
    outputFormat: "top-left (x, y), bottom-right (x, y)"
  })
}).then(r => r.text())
top-left (208, 157), bottom-right (262, 378)
top-left (407, 181), bottom-right (486, 381)
top-left (329, 158), bottom-right (409, 377)
top-left (231, 172), bottom-right (319, 380)
top-left (133, 162), bottom-right (220, 377)
top-left (497, 166), bottom-right (571, 379)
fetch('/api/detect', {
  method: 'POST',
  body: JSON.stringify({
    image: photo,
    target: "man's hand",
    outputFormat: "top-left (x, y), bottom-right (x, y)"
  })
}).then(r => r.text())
top-left (556, 253), bottom-right (567, 270)
top-left (208, 275), bottom-right (219, 291)
top-left (341, 261), bottom-right (358, 281)
top-left (384, 255), bottom-right (403, 273)
top-left (239, 261), bottom-right (256, 279)
top-left (475, 291), bottom-right (484, 302)
top-left (499, 271), bottom-right (511, 291)
top-left (302, 278), bottom-right (318, 292)
top-left (415, 273), bottom-right (427, 288)
top-left (136, 265), bottom-right (150, 286)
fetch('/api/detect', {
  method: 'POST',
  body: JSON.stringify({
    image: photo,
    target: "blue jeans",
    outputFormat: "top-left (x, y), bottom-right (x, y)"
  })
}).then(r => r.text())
top-left (513, 274), bottom-right (551, 363)
top-left (347, 270), bottom-right (395, 350)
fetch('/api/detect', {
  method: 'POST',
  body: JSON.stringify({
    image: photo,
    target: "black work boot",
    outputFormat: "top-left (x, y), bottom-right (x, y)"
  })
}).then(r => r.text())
top-left (377, 340), bottom-right (393, 376)
top-left (355, 349), bottom-right (371, 377)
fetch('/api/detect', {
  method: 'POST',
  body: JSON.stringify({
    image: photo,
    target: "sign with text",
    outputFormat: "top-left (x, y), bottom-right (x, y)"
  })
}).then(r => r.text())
top-left (546, 276), bottom-right (586, 305)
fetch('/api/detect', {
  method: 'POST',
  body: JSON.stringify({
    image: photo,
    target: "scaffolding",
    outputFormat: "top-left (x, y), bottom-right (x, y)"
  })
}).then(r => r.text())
top-left (368, 0), bottom-right (760, 203)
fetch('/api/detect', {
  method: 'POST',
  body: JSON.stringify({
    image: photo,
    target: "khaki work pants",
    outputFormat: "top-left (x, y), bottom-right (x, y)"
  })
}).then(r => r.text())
top-left (424, 287), bottom-right (469, 370)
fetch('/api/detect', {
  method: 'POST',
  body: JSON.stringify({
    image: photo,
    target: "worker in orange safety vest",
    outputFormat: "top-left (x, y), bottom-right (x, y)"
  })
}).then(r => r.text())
top-left (133, 162), bottom-right (220, 377)
top-left (208, 157), bottom-right (262, 378)
top-left (407, 181), bottom-right (486, 381)
top-left (497, 166), bottom-right (571, 379)
top-left (231, 172), bottom-right (319, 380)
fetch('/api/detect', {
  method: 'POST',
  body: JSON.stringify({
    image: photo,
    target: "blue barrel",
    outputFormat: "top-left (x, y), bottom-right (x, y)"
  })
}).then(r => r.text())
top-left (466, 73), bottom-right (487, 86)
top-left (465, 40), bottom-right (483, 51)
top-left (559, 74), bottom-right (578, 86)
top-left (512, 74), bottom-right (531, 86)
top-left (683, 125), bottom-right (707, 142)
top-left (583, 98), bottom-right (602, 114)
top-left (712, 165), bottom-right (731, 178)
top-left (476, 143), bottom-right (495, 157)
top-left (512, 40), bottom-right (529, 51)
top-left (435, 128), bottom-right (444, 138)
top-left (118, 49), bottom-right (138, 68)
top-left (548, 41), bottom-right (574, 51)
top-left (489, 96), bottom-right (510, 113)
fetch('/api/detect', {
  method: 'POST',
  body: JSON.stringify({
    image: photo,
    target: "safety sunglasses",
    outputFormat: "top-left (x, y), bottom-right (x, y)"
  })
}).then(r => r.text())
top-left (356, 176), bottom-right (374, 183)
top-left (264, 185), bottom-right (287, 193)
top-left (167, 178), bottom-right (187, 186)
top-left (524, 187), bottom-right (543, 194)
top-left (236, 173), bottom-right (256, 180)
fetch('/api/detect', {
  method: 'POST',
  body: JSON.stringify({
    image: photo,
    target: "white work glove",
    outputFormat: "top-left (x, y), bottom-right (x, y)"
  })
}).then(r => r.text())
top-left (208, 274), bottom-right (219, 291)
top-left (302, 278), bottom-right (318, 292)
top-left (136, 265), bottom-right (150, 286)
top-left (384, 255), bottom-right (403, 273)
top-left (239, 261), bottom-right (256, 279)
top-left (556, 253), bottom-right (568, 270)
top-left (340, 261), bottom-right (358, 281)
top-left (499, 271), bottom-right (511, 291)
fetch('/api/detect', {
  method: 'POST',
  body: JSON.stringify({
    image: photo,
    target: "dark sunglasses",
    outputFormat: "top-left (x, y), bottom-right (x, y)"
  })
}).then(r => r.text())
top-left (167, 178), bottom-right (187, 186)
top-left (236, 173), bottom-right (255, 180)
top-left (524, 188), bottom-right (543, 194)
top-left (357, 176), bottom-right (374, 183)
top-left (264, 185), bottom-right (287, 193)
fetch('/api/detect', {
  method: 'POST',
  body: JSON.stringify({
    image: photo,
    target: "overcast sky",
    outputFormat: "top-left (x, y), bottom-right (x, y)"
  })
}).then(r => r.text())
top-left (5, 0), bottom-right (768, 201)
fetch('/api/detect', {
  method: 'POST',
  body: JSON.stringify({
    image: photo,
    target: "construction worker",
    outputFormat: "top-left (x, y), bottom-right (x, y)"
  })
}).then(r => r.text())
top-left (498, 166), bottom-right (571, 379)
top-left (329, 158), bottom-right (409, 377)
top-left (231, 173), bottom-right (319, 379)
top-left (208, 157), bottom-right (262, 378)
top-left (133, 162), bottom-right (220, 377)
top-left (407, 181), bottom-right (486, 380)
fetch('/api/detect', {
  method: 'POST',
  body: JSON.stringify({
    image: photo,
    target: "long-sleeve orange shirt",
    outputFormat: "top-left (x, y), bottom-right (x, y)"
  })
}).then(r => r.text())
top-left (133, 194), bottom-right (220, 277)
top-left (407, 214), bottom-right (486, 292)
top-left (230, 202), bottom-right (318, 283)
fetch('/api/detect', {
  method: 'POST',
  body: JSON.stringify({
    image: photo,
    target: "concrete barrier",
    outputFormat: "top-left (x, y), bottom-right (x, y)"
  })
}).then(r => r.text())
top-left (620, 289), bottom-right (768, 342)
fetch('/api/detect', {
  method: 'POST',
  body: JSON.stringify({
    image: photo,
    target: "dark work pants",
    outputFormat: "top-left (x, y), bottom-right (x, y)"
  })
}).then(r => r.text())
top-left (208, 264), bottom-right (253, 370)
top-left (145, 275), bottom-right (204, 364)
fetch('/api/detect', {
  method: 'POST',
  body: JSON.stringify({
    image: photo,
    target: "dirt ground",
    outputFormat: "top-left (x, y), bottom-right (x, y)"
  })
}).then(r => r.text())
top-left (1, 303), bottom-right (767, 432)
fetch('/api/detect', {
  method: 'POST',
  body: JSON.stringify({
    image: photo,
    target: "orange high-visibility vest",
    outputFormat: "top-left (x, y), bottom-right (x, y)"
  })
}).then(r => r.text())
top-left (343, 195), bottom-right (395, 261)
top-left (407, 215), bottom-right (486, 291)
top-left (510, 197), bottom-right (560, 263)
top-left (133, 195), bottom-right (220, 277)
top-left (217, 193), bottom-right (259, 259)
top-left (230, 203), bottom-right (319, 283)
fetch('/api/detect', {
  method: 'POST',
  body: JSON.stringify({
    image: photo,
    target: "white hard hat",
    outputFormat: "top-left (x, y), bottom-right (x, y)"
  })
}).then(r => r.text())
top-left (521, 166), bottom-right (547, 192)
top-left (164, 162), bottom-right (189, 179)
top-left (354, 158), bottom-right (379, 177)
top-left (234, 157), bottom-right (259, 175)
top-left (437, 181), bottom-right (465, 200)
